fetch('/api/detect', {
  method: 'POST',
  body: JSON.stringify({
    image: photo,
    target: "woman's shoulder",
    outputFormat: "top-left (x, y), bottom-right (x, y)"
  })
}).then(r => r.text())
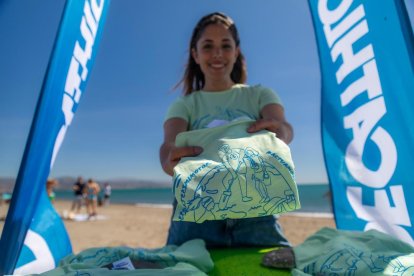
top-left (169, 93), bottom-right (193, 106)
top-left (241, 84), bottom-right (281, 105)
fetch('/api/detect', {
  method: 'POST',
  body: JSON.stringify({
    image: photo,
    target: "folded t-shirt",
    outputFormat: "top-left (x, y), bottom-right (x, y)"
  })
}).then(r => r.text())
top-left (39, 239), bottom-right (213, 276)
top-left (172, 120), bottom-right (300, 223)
top-left (292, 227), bottom-right (414, 276)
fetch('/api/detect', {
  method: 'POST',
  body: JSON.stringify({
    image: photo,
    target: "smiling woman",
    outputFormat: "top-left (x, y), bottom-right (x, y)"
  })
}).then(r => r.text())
top-left (159, 12), bottom-right (296, 250)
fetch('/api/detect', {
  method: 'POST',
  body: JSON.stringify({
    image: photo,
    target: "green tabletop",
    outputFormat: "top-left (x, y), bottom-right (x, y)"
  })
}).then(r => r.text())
top-left (208, 247), bottom-right (291, 276)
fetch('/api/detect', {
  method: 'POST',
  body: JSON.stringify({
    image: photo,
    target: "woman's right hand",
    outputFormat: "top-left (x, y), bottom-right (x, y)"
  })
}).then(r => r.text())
top-left (159, 118), bottom-right (203, 176)
top-left (161, 143), bottom-right (203, 176)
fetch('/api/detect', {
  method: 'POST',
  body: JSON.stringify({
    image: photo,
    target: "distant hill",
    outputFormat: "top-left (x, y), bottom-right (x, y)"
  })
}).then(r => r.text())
top-left (0, 177), bottom-right (170, 192)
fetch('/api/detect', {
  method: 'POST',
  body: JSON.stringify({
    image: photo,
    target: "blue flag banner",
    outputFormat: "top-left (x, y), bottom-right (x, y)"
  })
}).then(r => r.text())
top-left (308, 0), bottom-right (414, 246)
top-left (0, 0), bottom-right (110, 274)
top-left (14, 192), bottom-right (71, 274)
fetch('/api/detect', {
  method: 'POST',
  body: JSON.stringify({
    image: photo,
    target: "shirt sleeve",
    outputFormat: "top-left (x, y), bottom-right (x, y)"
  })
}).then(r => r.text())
top-left (165, 97), bottom-right (190, 122)
top-left (257, 85), bottom-right (283, 110)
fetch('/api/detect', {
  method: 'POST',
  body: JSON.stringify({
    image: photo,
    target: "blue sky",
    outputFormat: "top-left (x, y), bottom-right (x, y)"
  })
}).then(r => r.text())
top-left (1, 1), bottom-right (412, 184)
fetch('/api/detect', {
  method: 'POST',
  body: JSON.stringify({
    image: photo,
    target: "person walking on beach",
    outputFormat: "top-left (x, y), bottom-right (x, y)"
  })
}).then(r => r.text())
top-left (103, 182), bottom-right (112, 206)
top-left (160, 12), bottom-right (293, 248)
top-left (70, 176), bottom-right (86, 214)
top-left (86, 179), bottom-right (101, 219)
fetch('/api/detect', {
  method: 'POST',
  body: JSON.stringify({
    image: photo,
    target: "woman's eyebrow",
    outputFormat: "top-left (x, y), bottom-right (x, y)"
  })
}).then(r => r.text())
top-left (200, 38), bottom-right (232, 43)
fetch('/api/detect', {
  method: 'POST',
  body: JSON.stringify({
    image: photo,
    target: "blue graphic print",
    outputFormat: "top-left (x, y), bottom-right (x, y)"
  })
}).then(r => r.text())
top-left (192, 108), bottom-right (255, 129)
top-left (303, 244), bottom-right (414, 275)
top-left (174, 144), bottom-right (299, 222)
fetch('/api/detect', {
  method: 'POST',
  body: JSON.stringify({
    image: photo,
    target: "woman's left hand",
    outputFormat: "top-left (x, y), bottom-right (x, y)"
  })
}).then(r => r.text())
top-left (247, 118), bottom-right (289, 141)
top-left (247, 104), bottom-right (293, 144)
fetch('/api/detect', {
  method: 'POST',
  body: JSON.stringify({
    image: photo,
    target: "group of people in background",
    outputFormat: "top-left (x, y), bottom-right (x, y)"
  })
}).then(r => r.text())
top-left (70, 176), bottom-right (111, 219)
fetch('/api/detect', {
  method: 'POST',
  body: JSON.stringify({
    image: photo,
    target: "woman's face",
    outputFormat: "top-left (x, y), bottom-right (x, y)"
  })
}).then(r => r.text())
top-left (192, 23), bottom-right (239, 87)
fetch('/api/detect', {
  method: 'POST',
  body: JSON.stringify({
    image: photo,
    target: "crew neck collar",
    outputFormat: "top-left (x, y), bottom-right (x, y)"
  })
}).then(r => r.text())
top-left (200, 84), bottom-right (244, 93)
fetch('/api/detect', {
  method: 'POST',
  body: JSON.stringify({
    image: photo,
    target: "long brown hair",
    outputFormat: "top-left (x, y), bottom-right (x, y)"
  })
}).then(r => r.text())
top-left (178, 12), bottom-right (247, 95)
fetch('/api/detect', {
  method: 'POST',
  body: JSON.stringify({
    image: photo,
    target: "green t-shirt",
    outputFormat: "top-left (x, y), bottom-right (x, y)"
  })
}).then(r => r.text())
top-left (166, 84), bottom-right (282, 130)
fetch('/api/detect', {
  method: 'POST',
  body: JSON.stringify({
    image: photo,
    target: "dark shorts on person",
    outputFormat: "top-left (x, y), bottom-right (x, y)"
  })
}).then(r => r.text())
top-left (166, 200), bottom-right (290, 249)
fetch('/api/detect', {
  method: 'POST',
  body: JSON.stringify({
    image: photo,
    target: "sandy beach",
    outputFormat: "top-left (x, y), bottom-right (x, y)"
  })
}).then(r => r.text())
top-left (58, 201), bottom-right (335, 253)
top-left (0, 200), bottom-right (336, 253)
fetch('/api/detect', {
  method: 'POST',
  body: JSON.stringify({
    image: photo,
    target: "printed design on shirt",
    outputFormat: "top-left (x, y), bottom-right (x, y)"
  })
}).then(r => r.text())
top-left (191, 107), bottom-right (255, 129)
top-left (173, 144), bottom-right (298, 222)
top-left (302, 244), bottom-right (414, 276)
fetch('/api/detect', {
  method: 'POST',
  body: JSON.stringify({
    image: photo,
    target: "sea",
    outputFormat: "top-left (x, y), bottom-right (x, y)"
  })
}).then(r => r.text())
top-left (55, 183), bottom-right (333, 215)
